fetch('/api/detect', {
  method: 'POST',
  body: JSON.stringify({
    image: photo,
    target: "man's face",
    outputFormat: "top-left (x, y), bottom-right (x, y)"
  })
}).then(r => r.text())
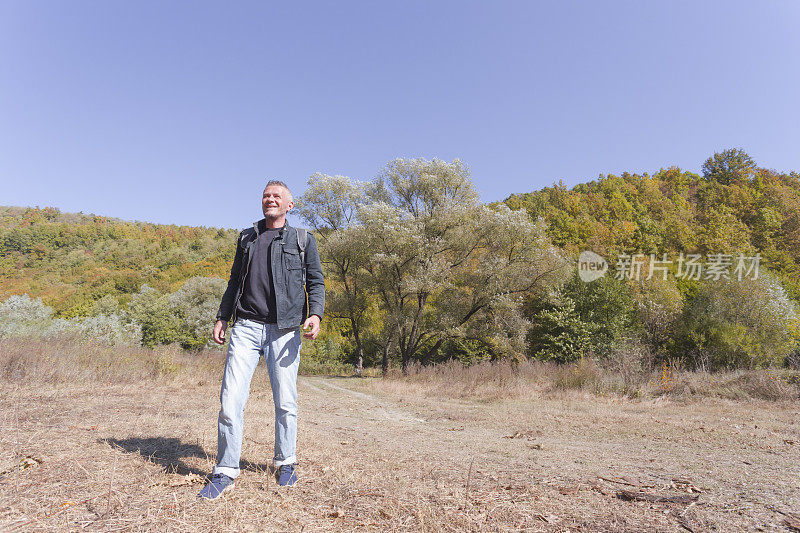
top-left (262, 185), bottom-right (293, 219)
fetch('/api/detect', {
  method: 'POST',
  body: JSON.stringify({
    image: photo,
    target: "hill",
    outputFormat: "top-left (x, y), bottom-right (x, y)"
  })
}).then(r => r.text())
top-left (502, 149), bottom-right (800, 300)
top-left (0, 205), bottom-right (238, 317)
top-left (3, 149), bottom-right (799, 368)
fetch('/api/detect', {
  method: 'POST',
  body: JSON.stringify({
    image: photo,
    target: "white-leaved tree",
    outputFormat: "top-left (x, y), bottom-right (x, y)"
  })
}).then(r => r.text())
top-left (297, 158), bottom-right (565, 373)
top-left (295, 174), bottom-right (381, 374)
top-left (361, 158), bottom-right (565, 371)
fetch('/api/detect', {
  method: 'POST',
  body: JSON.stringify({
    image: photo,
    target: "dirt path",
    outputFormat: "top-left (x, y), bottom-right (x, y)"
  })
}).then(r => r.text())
top-left (1, 373), bottom-right (798, 531)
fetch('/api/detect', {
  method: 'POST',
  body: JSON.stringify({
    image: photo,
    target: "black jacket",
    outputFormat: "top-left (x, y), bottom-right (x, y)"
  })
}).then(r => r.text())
top-left (216, 220), bottom-right (325, 329)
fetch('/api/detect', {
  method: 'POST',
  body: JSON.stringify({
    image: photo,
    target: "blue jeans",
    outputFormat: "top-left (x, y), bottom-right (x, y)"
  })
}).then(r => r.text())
top-left (213, 319), bottom-right (301, 478)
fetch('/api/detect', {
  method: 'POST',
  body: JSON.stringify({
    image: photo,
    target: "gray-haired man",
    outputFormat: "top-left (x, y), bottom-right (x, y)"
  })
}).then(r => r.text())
top-left (199, 180), bottom-right (325, 498)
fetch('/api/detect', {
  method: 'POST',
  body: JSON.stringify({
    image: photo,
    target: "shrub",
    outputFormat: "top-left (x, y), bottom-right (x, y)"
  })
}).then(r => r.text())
top-left (71, 313), bottom-right (142, 346)
top-left (0, 294), bottom-right (54, 338)
top-left (631, 277), bottom-right (683, 354)
top-left (168, 276), bottom-right (226, 350)
top-left (552, 357), bottom-right (600, 390)
top-left (0, 294), bottom-right (141, 346)
top-left (125, 285), bottom-right (181, 348)
top-left (603, 336), bottom-right (655, 390)
top-left (676, 274), bottom-right (800, 369)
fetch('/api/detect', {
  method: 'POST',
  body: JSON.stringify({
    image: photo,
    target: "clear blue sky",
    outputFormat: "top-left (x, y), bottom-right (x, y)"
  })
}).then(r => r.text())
top-left (1, 1), bottom-right (799, 229)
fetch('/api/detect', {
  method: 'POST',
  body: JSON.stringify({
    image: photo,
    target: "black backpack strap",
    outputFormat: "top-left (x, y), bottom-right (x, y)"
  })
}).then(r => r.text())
top-left (296, 228), bottom-right (307, 285)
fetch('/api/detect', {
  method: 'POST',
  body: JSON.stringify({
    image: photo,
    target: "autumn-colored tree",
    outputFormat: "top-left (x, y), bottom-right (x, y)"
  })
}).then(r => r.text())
top-left (702, 148), bottom-right (757, 185)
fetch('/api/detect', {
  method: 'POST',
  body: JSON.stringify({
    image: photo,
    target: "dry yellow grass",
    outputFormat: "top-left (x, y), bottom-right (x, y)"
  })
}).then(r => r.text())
top-left (1, 338), bottom-right (799, 531)
top-left (389, 358), bottom-right (800, 403)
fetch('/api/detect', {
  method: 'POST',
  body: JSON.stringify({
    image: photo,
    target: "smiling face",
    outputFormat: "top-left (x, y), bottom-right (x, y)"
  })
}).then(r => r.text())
top-left (262, 184), bottom-right (293, 224)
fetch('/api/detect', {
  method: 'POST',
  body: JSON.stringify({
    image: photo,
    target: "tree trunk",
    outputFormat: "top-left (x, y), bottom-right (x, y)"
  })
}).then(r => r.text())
top-left (353, 345), bottom-right (363, 377)
top-left (421, 339), bottom-right (444, 366)
top-left (401, 351), bottom-right (411, 375)
top-left (382, 335), bottom-right (393, 376)
top-left (352, 327), bottom-right (364, 377)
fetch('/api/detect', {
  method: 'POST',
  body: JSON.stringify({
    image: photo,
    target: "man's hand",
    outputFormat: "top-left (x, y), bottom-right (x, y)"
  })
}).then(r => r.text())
top-left (212, 320), bottom-right (228, 345)
top-left (302, 315), bottom-right (321, 339)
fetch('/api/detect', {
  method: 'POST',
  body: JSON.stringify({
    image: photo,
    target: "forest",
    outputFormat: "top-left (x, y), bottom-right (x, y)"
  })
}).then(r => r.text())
top-left (2, 148), bottom-right (799, 372)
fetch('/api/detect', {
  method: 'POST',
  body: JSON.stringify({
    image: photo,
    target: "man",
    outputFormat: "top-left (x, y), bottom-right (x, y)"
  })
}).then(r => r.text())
top-left (198, 180), bottom-right (325, 499)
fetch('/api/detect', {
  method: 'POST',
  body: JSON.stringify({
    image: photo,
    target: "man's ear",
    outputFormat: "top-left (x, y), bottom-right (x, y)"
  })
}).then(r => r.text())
top-left (286, 200), bottom-right (294, 212)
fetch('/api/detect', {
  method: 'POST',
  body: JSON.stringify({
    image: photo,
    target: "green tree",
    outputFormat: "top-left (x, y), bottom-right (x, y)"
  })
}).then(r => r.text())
top-left (529, 295), bottom-right (593, 363)
top-left (528, 274), bottom-right (635, 362)
top-left (631, 276), bottom-right (683, 354)
top-left (294, 173), bottom-right (375, 231)
top-left (702, 148), bottom-right (757, 185)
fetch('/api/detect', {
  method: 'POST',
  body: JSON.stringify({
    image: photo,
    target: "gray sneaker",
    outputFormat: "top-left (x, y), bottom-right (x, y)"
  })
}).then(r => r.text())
top-left (198, 473), bottom-right (235, 500)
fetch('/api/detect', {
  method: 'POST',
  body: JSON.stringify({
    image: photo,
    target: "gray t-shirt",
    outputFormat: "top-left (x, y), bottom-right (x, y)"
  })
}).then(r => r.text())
top-left (235, 222), bottom-right (283, 324)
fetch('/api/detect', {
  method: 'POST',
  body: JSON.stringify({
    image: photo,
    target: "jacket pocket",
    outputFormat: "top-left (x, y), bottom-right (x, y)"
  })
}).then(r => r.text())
top-left (283, 249), bottom-right (302, 270)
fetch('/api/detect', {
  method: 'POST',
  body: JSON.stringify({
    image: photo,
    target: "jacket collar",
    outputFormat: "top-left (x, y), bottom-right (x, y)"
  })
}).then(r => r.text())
top-left (253, 218), bottom-right (292, 242)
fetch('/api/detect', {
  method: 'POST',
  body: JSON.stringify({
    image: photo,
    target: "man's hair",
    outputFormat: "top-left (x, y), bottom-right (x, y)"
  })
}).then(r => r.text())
top-left (265, 179), bottom-right (293, 203)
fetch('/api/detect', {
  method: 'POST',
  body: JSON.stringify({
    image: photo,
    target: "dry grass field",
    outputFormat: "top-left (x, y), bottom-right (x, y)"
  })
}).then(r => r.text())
top-left (1, 338), bottom-right (799, 532)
